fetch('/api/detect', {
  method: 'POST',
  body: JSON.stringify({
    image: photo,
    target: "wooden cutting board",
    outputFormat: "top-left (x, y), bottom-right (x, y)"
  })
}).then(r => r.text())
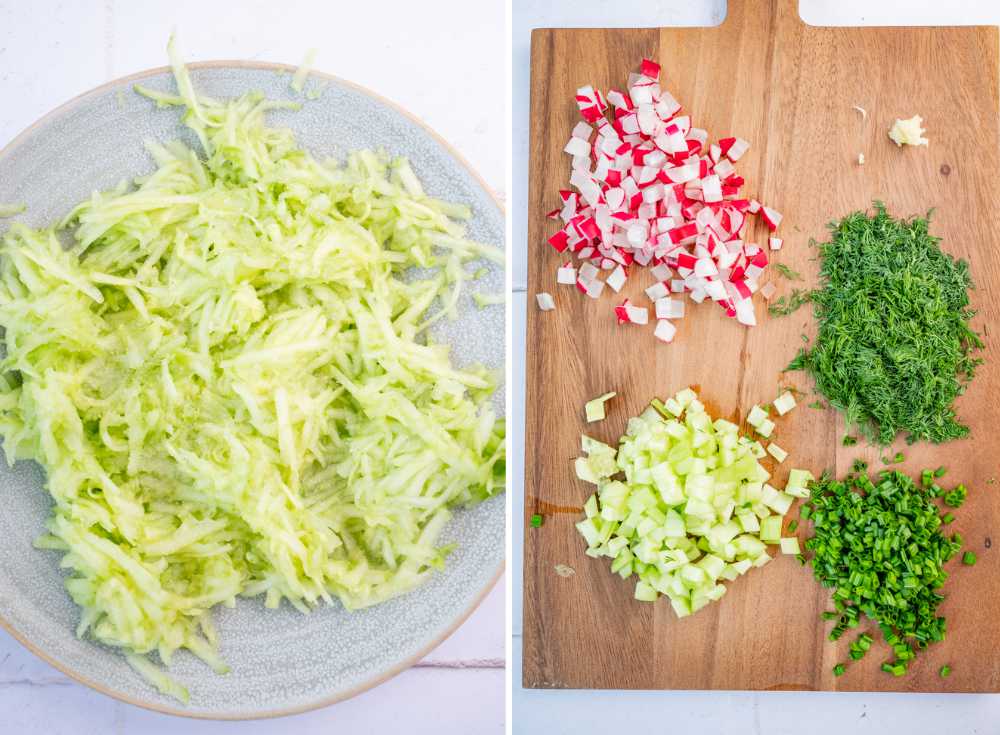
top-left (523, 0), bottom-right (1000, 692)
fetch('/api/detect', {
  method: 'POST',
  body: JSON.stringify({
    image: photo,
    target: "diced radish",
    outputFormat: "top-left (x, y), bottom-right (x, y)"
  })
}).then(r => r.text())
top-left (625, 303), bottom-right (649, 324)
top-left (694, 258), bottom-right (718, 278)
top-left (537, 292), bottom-right (556, 311)
top-left (627, 223), bottom-right (647, 247)
top-left (564, 137), bottom-right (591, 157)
top-left (572, 121), bottom-right (593, 140)
top-left (613, 300), bottom-right (630, 323)
top-left (654, 319), bottom-right (677, 343)
top-left (761, 206), bottom-right (783, 230)
top-left (544, 58), bottom-right (784, 346)
top-left (548, 229), bottom-right (569, 252)
top-left (713, 158), bottom-right (735, 179)
top-left (662, 164), bottom-right (698, 183)
top-left (736, 299), bottom-right (757, 327)
top-left (721, 137), bottom-right (750, 161)
top-left (703, 280), bottom-right (727, 301)
top-left (650, 263), bottom-right (672, 281)
top-left (582, 278), bottom-right (605, 298)
top-left (557, 263), bottom-right (578, 285)
top-left (769, 236), bottom-right (783, 251)
top-left (701, 175), bottom-right (722, 203)
top-left (606, 264), bottom-right (628, 292)
top-left (656, 92), bottom-right (681, 119)
top-left (760, 282), bottom-right (777, 300)
top-left (645, 281), bottom-right (669, 300)
top-left (668, 222), bottom-right (699, 244)
top-left (656, 297), bottom-right (685, 319)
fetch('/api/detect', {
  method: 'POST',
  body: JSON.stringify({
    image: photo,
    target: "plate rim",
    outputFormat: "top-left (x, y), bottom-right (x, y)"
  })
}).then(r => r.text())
top-left (0, 59), bottom-right (505, 721)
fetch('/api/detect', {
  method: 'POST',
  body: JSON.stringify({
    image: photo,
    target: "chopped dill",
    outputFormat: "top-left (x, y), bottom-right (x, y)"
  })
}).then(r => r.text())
top-left (785, 203), bottom-right (981, 445)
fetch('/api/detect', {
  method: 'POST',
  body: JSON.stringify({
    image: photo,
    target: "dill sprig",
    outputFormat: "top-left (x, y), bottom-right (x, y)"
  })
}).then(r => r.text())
top-left (786, 203), bottom-right (982, 445)
top-left (768, 288), bottom-right (810, 316)
top-left (774, 263), bottom-right (802, 281)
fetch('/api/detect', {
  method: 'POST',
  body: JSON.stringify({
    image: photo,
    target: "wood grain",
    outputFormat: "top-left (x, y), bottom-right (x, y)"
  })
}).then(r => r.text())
top-left (523, 0), bottom-right (1000, 693)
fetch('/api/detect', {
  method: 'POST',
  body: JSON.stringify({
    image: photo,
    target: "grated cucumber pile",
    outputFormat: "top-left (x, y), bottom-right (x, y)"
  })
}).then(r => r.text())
top-left (0, 39), bottom-right (504, 701)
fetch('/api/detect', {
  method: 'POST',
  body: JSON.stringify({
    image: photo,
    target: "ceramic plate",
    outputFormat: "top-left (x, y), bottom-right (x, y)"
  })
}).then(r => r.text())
top-left (0, 62), bottom-right (505, 719)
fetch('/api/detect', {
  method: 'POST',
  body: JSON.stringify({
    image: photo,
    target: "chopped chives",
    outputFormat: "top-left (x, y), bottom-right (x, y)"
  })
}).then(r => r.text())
top-left (530, 514), bottom-right (543, 528)
top-left (833, 663), bottom-right (846, 676)
top-left (943, 484), bottom-right (967, 508)
top-left (804, 466), bottom-right (960, 677)
top-left (962, 551), bottom-right (977, 566)
top-left (940, 665), bottom-right (952, 678)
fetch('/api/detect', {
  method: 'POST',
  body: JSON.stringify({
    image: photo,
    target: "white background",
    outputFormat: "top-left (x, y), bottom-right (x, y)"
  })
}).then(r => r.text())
top-left (512, 1), bottom-right (1000, 734)
top-left (0, 1), bottom-right (504, 733)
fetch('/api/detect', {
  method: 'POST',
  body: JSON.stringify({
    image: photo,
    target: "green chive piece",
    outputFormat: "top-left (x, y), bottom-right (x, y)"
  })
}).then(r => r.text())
top-left (963, 551), bottom-right (977, 566)
top-left (943, 484), bottom-right (968, 508)
top-left (941, 513), bottom-right (955, 525)
top-left (842, 435), bottom-right (858, 446)
top-left (530, 514), bottom-right (543, 528)
top-left (934, 466), bottom-right (947, 478)
top-left (893, 452), bottom-right (905, 464)
top-left (940, 665), bottom-right (952, 678)
top-left (833, 663), bottom-right (846, 676)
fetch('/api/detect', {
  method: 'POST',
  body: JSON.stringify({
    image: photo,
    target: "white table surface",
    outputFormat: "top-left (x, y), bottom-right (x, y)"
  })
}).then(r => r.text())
top-left (512, 2), bottom-right (1000, 733)
top-left (0, 0), bottom-right (505, 732)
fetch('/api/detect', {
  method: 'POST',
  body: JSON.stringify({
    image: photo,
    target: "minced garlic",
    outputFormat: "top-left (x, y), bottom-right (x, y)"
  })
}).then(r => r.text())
top-left (888, 115), bottom-right (928, 147)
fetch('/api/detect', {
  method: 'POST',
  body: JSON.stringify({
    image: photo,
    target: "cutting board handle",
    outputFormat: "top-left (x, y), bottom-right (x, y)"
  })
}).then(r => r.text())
top-left (722, 0), bottom-right (804, 27)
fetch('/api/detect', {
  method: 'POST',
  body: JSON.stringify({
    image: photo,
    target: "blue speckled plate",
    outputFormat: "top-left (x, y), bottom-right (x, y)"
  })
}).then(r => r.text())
top-left (0, 62), bottom-right (504, 719)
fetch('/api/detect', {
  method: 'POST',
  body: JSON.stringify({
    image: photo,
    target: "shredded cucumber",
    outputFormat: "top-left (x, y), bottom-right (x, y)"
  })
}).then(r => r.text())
top-left (0, 37), bottom-right (504, 701)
